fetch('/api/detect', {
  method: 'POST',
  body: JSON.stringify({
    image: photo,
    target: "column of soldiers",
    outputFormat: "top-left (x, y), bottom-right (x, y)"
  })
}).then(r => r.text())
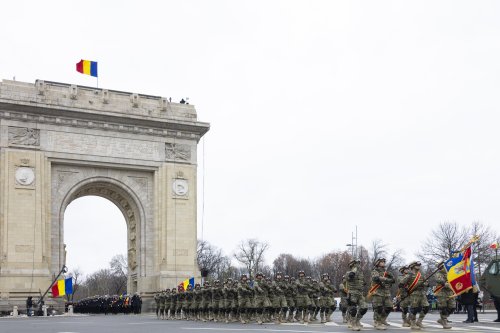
top-left (153, 259), bottom-right (456, 331)
top-left (154, 271), bottom-right (337, 325)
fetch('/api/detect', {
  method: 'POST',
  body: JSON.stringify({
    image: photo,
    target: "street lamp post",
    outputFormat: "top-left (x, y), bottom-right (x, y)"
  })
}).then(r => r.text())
top-left (346, 226), bottom-right (358, 259)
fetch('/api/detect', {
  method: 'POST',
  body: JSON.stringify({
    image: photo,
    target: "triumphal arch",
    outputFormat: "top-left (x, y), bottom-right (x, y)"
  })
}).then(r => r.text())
top-left (0, 79), bottom-right (209, 307)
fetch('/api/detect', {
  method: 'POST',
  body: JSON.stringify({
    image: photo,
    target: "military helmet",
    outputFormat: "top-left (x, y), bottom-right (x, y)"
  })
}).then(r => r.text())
top-left (374, 258), bottom-right (386, 266)
top-left (312, 279), bottom-right (318, 283)
top-left (284, 275), bottom-right (290, 280)
top-left (298, 270), bottom-right (305, 276)
top-left (348, 259), bottom-right (360, 267)
top-left (306, 276), bottom-right (312, 280)
top-left (398, 266), bottom-right (409, 273)
top-left (408, 261), bottom-right (422, 269)
top-left (240, 274), bottom-right (248, 280)
top-left (290, 277), bottom-right (296, 281)
top-left (255, 272), bottom-right (264, 278)
top-left (195, 283), bottom-right (201, 288)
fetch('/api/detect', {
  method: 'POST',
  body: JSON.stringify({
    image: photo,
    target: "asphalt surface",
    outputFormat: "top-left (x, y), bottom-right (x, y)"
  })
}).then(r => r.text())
top-left (1, 312), bottom-right (499, 333)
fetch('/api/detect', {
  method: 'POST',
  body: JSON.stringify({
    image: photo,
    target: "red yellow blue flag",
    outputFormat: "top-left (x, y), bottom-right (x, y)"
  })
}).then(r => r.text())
top-left (76, 59), bottom-right (98, 77)
top-left (51, 277), bottom-right (73, 298)
top-left (444, 246), bottom-right (474, 296)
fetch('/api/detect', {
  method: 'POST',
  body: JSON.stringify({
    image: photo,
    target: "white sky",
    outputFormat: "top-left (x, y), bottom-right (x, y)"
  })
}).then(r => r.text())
top-left (2, 1), bottom-right (500, 275)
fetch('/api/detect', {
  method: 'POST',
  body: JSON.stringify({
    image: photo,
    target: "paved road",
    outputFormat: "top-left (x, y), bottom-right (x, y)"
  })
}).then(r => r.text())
top-left (1, 312), bottom-right (499, 333)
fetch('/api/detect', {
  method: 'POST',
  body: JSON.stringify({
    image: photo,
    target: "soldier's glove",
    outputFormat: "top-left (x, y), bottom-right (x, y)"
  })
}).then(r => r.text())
top-left (348, 272), bottom-right (355, 280)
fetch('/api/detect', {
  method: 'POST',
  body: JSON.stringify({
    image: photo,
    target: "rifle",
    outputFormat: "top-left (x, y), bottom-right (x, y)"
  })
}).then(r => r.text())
top-left (395, 265), bottom-right (440, 306)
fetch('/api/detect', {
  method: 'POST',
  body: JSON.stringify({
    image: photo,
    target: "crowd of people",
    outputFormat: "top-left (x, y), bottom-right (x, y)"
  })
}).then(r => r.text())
top-left (73, 293), bottom-right (142, 315)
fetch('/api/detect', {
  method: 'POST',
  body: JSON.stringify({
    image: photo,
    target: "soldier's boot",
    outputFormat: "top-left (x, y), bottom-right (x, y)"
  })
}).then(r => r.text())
top-left (409, 314), bottom-right (420, 330)
top-left (352, 318), bottom-right (362, 331)
top-left (374, 320), bottom-right (386, 330)
top-left (326, 309), bottom-right (333, 322)
top-left (287, 310), bottom-right (294, 322)
top-left (381, 315), bottom-right (390, 326)
top-left (402, 314), bottom-right (410, 327)
top-left (313, 308), bottom-right (319, 321)
top-left (443, 318), bottom-right (452, 329)
top-left (294, 309), bottom-right (301, 322)
top-left (416, 316), bottom-right (425, 328)
top-left (320, 311), bottom-right (326, 324)
top-left (342, 312), bottom-right (347, 323)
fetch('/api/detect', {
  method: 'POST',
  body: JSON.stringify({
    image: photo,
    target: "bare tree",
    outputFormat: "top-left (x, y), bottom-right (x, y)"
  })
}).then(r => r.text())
top-left (468, 221), bottom-right (498, 277)
top-left (197, 240), bottom-right (233, 280)
top-left (234, 239), bottom-right (269, 278)
top-left (109, 254), bottom-right (127, 294)
top-left (67, 268), bottom-right (83, 302)
top-left (417, 222), bottom-right (469, 267)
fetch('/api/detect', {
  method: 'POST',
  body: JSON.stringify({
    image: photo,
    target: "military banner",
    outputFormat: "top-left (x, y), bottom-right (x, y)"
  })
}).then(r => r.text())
top-left (444, 246), bottom-right (474, 296)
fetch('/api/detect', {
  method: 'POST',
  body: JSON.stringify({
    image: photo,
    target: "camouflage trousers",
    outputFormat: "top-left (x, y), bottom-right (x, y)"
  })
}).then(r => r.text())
top-left (436, 295), bottom-right (455, 320)
top-left (371, 295), bottom-right (392, 322)
top-left (347, 293), bottom-right (368, 319)
top-left (295, 295), bottom-right (312, 309)
top-left (271, 295), bottom-right (287, 308)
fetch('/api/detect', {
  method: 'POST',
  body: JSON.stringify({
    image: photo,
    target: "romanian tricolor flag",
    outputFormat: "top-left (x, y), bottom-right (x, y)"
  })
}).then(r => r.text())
top-left (51, 277), bottom-right (73, 298)
top-left (444, 246), bottom-right (474, 296)
top-left (76, 59), bottom-right (98, 77)
top-left (180, 277), bottom-right (195, 290)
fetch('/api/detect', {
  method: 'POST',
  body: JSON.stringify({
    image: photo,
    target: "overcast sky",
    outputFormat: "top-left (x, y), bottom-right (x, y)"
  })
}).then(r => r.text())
top-left (2, 1), bottom-right (500, 276)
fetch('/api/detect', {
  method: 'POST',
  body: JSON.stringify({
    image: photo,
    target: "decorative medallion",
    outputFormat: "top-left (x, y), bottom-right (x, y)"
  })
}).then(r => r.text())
top-left (15, 167), bottom-right (35, 186)
top-left (172, 179), bottom-right (188, 196)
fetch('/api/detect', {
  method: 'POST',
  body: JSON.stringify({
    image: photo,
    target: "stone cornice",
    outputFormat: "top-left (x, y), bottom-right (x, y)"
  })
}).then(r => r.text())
top-left (0, 79), bottom-right (210, 140)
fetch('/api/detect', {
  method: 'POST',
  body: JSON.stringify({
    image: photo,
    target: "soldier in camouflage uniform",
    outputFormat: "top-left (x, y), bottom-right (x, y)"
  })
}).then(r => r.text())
top-left (295, 270), bottom-right (312, 323)
top-left (319, 274), bottom-right (337, 323)
top-left (284, 275), bottom-right (296, 322)
top-left (339, 275), bottom-right (349, 324)
top-left (270, 272), bottom-right (287, 323)
top-left (154, 292), bottom-right (161, 319)
top-left (308, 277), bottom-right (321, 321)
top-left (253, 272), bottom-right (271, 324)
top-left (180, 284), bottom-right (186, 320)
top-left (170, 287), bottom-right (178, 320)
top-left (159, 291), bottom-right (166, 319)
top-left (193, 283), bottom-right (202, 320)
top-left (237, 274), bottom-right (253, 324)
top-left (397, 266), bottom-right (411, 327)
top-left (224, 279), bottom-right (238, 323)
top-left (435, 262), bottom-right (455, 329)
top-left (369, 258), bottom-right (395, 330)
top-left (164, 289), bottom-right (172, 320)
top-left (185, 284), bottom-right (194, 320)
top-left (201, 281), bottom-right (212, 321)
top-left (211, 280), bottom-right (224, 322)
top-left (400, 261), bottom-right (429, 330)
top-left (346, 259), bottom-right (368, 331)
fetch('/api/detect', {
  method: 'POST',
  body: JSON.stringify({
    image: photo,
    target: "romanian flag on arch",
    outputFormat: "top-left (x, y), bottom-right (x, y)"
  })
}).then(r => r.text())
top-left (76, 59), bottom-right (98, 77)
top-left (51, 277), bottom-right (73, 298)
top-left (444, 246), bottom-right (475, 296)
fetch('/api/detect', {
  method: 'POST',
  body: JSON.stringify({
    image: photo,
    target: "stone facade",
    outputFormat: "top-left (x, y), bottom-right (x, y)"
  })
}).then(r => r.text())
top-left (0, 79), bottom-right (209, 309)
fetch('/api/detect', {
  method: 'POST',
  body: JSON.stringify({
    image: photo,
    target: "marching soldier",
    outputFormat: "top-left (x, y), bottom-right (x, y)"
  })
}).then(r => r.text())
top-left (154, 292), bottom-right (161, 319)
top-left (212, 280), bottom-right (224, 322)
top-left (284, 275), bottom-right (296, 322)
top-left (369, 258), bottom-right (395, 330)
top-left (435, 262), bottom-right (455, 329)
top-left (237, 274), bottom-right (253, 324)
top-left (339, 275), bottom-right (349, 324)
top-left (319, 274), bottom-right (337, 323)
top-left (400, 261), bottom-right (429, 330)
top-left (346, 259), bottom-right (368, 331)
top-left (253, 272), bottom-right (271, 324)
top-left (271, 272), bottom-right (288, 323)
top-left (308, 278), bottom-right (321, 321)
top-left (295, 270), bottom-right (312, 323)
top-left (398, 266), bottom-right (411, 327)
top-left (193, 283), bottom-right (203, 320)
